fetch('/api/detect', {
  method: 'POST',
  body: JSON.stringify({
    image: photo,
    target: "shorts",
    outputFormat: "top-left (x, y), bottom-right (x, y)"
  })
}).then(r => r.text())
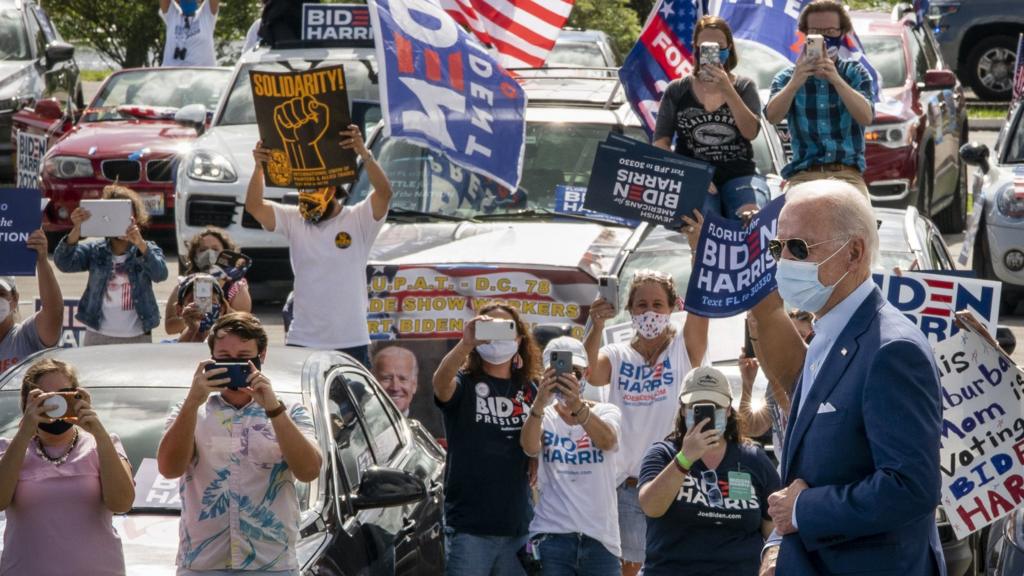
top-left (702, 175), bottom-right (771, 221)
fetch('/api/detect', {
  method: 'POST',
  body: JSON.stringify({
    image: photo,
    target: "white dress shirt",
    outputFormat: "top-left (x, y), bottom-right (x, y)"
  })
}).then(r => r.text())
top-left (792, 277), bottom-right (876, 529)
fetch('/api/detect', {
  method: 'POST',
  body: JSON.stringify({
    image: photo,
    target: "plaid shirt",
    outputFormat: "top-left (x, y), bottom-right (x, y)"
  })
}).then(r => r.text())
top-left (769, 60), bottom-right (875, 179)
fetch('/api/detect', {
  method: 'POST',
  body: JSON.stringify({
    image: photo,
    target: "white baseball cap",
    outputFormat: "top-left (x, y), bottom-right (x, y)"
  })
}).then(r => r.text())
top-left (0, 277), bottom-right (16, 293)
top-left (679, 366), bottom-right (732, 407)
top-left (543, 336), bottom-right (589, 369)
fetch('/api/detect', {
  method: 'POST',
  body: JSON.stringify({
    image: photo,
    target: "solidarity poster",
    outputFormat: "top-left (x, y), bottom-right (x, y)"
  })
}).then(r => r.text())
top-left (584, 138), bottom-right (714, 227)
top-left (0, 188), bottom-right (41, 276)
top-left (250, 65), bottom-right (356, 189)
top-left (935, 316), bottom-right (1024, 539)
top-left (683, 195), bottom-right (785, 318)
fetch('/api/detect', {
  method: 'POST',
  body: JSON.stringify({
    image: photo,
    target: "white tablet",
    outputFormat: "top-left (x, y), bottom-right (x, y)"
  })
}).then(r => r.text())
top-left (80, 199), bottom-right (133, 238)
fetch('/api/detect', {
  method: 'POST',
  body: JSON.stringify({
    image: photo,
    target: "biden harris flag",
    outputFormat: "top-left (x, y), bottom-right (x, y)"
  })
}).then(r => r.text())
top-left (367, 0), bottom-right (528, 191)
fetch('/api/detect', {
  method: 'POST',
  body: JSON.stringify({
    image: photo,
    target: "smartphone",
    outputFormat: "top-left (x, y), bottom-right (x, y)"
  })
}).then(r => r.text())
top-left (475, 319), bottom-right (517, 341)
top-left (699, 41), bottom-right (721, 81)
top-left (194, 275), bottom-right (215, 314)
top-left (205, 362), bottom-right (251, 390)
top-left (805, 34), bottom-right (824, 60)
top-left (692, 403), bottom-right (717, 430)
top-left (551, 350), bottom-right (573, 376)
top-left (743, 322), bottom-right (756, 359)
top-left (43, 392), bottom-right (82, 421)
top-left (597, 276), bottom-right (618, 311)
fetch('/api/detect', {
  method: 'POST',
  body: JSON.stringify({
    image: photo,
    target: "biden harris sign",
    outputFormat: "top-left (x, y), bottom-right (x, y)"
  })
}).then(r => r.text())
top-left (368, 0), bottom-right (527, 191)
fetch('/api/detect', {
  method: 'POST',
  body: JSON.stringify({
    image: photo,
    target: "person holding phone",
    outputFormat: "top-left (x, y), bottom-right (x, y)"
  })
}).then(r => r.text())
top-left (653, 16), bottom-right (767, 222)
top-left (583, 269), bottom-right (709, 575)
top-left (158, 312), bottom-right (322, 574)
top-left (165, 227), bottom-right (252, 335)
top-left (54, 185), bottom-right (168, 346)
top-left (637, 366), bottom-right (780, 576)
top-left (764, 0), bottom-right (875, 197)
top-left (521, 337), bottom-right (622, 576)
top-left (165, 273), bottom-right (231, 343)
top-left (0, 230), bottom-right (63, 373)
top-left (0, 358), bottom-right (134, 575)
top-left (432, 303), bottom-right (542, 576)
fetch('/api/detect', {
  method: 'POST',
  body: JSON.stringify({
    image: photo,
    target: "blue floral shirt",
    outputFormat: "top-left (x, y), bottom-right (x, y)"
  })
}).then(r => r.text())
top-left (166, 395), bottom-right (316, 571)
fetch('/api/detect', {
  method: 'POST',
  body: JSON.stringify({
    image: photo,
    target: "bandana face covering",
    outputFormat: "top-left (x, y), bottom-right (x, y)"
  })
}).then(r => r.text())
top-left (631, 311), bottom-right (672, 340)
top-left (298, 187), bottom-right (335, 223)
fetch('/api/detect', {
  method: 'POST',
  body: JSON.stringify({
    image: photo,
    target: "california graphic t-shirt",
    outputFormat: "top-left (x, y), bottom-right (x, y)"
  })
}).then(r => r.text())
top-left (437, 370), bottom-right (537, 536)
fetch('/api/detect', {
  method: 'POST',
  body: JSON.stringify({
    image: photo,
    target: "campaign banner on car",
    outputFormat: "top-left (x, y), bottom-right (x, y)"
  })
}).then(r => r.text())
top-left (554, 186), bottom-right (640, 228)
top-left (935, 317), bottom-right (1024, 539)
top-left (871, 272), bottom-right (1001, 345)
top-left (34, 298), bottom-right (87, 349)
top-left (584, 141), bottom-right (714, 227)
top-left (15, 132), bottom-right (47, 190)
top-left (0, 188), bottom-right (41, 276)
top-left (682, 195), bottom-right (784, 318)
top-left (250, 65), bottom-right (357, 189)
top-left (367, 0), bottom-right (527, 192)
top-left (132, 458), bottom-right (182, 510)
top-left (302, 4), bottom-right (374, 44)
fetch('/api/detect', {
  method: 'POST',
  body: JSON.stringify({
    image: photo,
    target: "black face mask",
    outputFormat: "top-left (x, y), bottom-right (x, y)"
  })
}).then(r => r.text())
top-left (38, 420), bottom-right (74, 435)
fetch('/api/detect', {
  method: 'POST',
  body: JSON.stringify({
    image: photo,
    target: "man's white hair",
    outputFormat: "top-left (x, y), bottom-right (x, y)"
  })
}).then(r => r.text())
top-left (785, 180), bottom-right (878, 265)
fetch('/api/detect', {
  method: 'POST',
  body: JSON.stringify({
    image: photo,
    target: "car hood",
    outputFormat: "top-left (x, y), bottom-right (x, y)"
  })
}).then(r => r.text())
top-left (369, 220), bottom-right (635, 277)
top-left (0, 60), bottom-right (33, 92)
top-left (52, 121), bottom-right (201, 158)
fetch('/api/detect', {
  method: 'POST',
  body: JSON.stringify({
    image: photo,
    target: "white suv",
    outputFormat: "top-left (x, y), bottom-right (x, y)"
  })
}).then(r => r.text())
top-left (173, 45), bottom-right (378, 295)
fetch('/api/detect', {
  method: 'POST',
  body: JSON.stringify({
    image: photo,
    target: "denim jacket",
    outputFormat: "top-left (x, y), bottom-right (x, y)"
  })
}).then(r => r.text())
top-left (53, 237), bottom-right (168, 332)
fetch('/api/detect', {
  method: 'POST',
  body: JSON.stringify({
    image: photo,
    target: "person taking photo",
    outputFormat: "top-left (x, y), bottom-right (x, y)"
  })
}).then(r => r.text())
top-left (0, 229), bottom-right (63, 373)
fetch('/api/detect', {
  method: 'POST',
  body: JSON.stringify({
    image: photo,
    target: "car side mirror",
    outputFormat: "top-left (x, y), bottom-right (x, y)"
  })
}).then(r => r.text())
top-left (921, 69), bottom-right (957, 91)
top-left (174, 104), bottom-right (208, 136)
top-left (997, 326), bottom-right (1017, 356)
top-left (350, 466), bottom-right (426, 511)
top-left (34, 97), bottom-right (63, 121)
top-left (959, 142), bottom-right (990, 174)
top-left (44, 42), bottom-right (75, 68)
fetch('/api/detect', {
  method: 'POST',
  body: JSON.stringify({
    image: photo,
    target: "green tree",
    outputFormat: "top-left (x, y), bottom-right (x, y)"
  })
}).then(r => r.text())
top-left (42, 0), bottom-right (259, 68)
top-left (566, 0), bottom-right (641, 60)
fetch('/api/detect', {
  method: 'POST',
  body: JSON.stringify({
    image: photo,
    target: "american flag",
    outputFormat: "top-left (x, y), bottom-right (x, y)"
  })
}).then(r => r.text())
top-left (438, 0), bottom-right (575, 68)
top-left (1011, 34), bottom-right (1024, 114)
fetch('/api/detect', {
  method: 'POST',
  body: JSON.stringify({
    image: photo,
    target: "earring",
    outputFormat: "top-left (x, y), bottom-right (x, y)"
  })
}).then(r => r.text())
top-left (513, 353), bottom-right (523, 370)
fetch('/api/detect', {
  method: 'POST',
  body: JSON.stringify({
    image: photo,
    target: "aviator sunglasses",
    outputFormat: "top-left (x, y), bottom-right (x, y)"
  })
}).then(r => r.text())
top-left (768, 237), bottom-right (848, 262)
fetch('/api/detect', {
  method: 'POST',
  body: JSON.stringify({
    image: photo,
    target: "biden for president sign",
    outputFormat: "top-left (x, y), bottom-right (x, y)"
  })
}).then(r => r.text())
top-left (302, 4), bottom-right (374, 44)
top-left (0, 188), bottom-right (41, 276)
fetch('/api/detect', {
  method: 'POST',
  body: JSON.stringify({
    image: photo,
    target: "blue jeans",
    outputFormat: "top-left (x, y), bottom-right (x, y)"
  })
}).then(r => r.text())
top-left (702, 175), bottom-right (770, 221)
top-left (445, 527), bottom-right (527, 576)
top-left (535, 533), bottom-right (619, 576)
top-left (617, 482), bottom-right (645, 564)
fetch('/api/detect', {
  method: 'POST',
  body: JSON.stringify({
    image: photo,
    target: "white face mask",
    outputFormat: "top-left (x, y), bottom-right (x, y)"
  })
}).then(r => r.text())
top-left (0, 298), bottom-right (10, 322)
top-left (194, 249), bottom-right (220, 271)
top-left (775, 239), bottom-right (850, 314)
top-left (477, 340), bottom-right (519, 365)
top-left (632, 310), bottom-right (671, 340)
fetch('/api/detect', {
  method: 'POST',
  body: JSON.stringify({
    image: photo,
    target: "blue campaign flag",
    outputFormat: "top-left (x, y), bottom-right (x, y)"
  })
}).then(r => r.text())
top-left (709, 0), bottom-right (880, 100)
top-left (367, 0), bottom-right (527, 191)
top-left (619, 0), bottom-right (703, 136)
top-left (684, 194), bottom-right (785, 318)
top-left (0, 188), bottom-right (41, 276)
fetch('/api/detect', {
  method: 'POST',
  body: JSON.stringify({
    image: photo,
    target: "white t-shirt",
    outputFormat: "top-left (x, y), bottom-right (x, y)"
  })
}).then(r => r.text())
top-left (95, 253), bottom-right (144, 338)
top-left (161, 1), bottom-right (217, 67)
top-left (272, 200), bottom-right (386, 349)
top-left (242, 18), bottom-right (261, 53)
top-left (601, 331), bottom-right (706, 483)
top-left (530, 402), bottom-right (622, 558)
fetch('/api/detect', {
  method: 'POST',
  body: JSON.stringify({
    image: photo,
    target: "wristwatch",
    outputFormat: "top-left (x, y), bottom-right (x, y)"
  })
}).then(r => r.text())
top-left (265, 400), bottom-right (287, 419)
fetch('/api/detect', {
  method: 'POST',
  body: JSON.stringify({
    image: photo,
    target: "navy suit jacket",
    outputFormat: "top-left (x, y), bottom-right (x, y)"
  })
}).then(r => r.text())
top-left (777, 287), bottom-right (946, 576)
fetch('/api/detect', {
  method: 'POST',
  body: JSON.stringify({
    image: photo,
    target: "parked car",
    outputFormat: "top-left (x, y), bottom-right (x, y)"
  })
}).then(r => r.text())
top-left (927, 0), bottom-right (1024, 101)
top-left (959, 103), bottom-right (1024, 315)
top-left (544, 29), bottom-right (619, 68)
top-left (984, 510), bottom-right (1024, 575)
top-left (0, 0), bottom-right (78, 182)
top-left (0, 344), bottom-right (446, 575)
top-left (876, 205), bottom-right (957, 271)
top-left (734, 12), bottom-right (969, 232)
top-left (13, 67), bottom-right (231, 244)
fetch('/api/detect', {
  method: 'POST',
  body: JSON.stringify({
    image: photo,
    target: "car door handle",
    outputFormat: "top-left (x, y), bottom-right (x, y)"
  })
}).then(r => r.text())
top-left (428, 480), bottom-right (443, 496)
top-left (397, 517), bottom-right (417, 541)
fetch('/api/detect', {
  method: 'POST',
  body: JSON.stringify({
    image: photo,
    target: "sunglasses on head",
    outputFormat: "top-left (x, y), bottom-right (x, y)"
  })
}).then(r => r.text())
top-left (768, 237), bottom-right (848, 262)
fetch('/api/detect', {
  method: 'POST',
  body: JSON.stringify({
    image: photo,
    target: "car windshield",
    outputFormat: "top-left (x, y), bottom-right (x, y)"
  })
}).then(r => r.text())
top-left (349, 121), bottom-right (648, 218)
top-left (859, 35), bottom-right (907, 89)
top-left (0, 9), bottom-right (30, 61)
top-left (546, 42), bottom-right (610, 67)
top-left (219, 59), bottom-right (378, 126)
top-left (732, 39), bottom-right (791, 91)
top-left (83, 69), bottom-right (231, 122)
top-left (1003, 109), bottom-right (1024, 164)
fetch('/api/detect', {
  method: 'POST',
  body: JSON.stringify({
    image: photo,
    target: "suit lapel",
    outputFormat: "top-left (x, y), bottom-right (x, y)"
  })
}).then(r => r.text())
top-left (780, 375), bottom-right (803, 482)
top-left (782, 288), bottom-right (886, 480)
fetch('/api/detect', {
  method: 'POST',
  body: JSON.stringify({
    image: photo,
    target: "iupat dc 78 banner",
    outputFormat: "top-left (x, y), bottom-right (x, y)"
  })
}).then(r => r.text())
top-left (250, 65), bottom-right (357, 189)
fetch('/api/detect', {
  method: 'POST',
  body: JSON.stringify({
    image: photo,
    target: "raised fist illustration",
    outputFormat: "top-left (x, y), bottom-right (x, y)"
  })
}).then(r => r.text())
top-left (274, 95), bottom-right (331, 171)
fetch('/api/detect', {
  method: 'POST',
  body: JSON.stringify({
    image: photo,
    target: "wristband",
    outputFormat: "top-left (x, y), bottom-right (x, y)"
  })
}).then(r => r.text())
top-left (265, 401), bottom-right (287, 419)
top-left (675, 450), bottom-right (692, 471)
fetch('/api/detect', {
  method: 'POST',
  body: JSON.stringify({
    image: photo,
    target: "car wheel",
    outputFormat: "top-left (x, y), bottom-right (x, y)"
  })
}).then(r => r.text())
top-left (965, 35), bottom-right (1018, 101)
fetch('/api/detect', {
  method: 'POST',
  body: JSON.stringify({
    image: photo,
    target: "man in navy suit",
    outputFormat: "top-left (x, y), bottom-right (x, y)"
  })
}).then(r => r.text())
top-left (759, 181), bottom-right (945, 576)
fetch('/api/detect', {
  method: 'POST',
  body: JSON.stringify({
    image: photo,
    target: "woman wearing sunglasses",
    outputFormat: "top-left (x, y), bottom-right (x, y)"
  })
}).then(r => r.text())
top-left (637, 366), bottom-right (780, 576)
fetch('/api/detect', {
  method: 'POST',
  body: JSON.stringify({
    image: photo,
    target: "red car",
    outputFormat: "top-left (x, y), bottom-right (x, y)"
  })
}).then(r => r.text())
top-left (12, 67), bottom-right (231, 241)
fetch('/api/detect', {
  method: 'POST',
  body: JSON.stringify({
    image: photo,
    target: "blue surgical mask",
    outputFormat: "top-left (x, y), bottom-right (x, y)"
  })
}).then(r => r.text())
top-left (824, 35), bottom-right (843, 59)
top-left (179, 0), bottom-right (198, 16)
top-left (199, 303), bottom-right (221, 333)
top-left (775, 240), bottom-right (850, 314)
top-left (719, 47), bottom-right (731, 63)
